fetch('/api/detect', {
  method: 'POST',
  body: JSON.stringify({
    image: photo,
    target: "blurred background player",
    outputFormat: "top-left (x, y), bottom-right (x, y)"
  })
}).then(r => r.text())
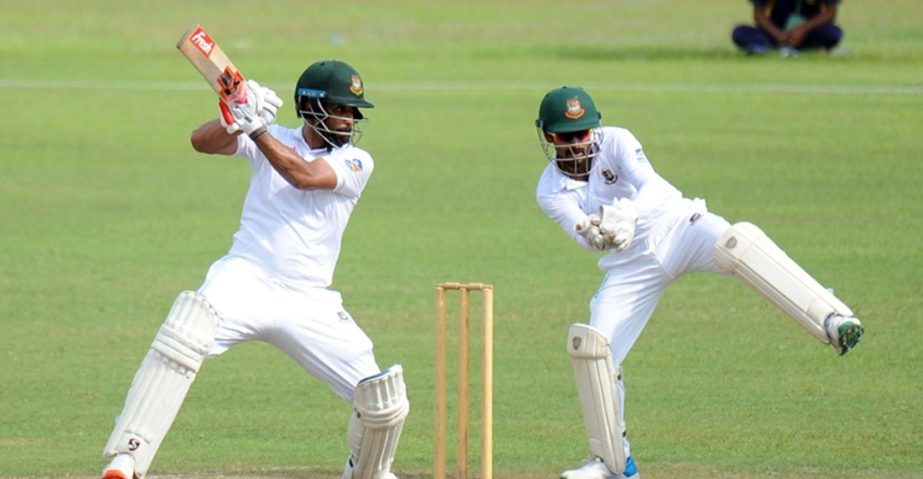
top-left (533, 86), bottom-right (863, 479)
top-left (732, 0), bottom-right (843, 56)
top-left (100, 60), bottom-right (409, 479)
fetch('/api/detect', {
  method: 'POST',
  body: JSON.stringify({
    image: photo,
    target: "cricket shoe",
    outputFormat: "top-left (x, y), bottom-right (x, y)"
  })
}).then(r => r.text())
top-left (341, 455), bottom-right (399, 479)
top-left (343, 471), bottom-right (397, 479)
top-left (560, 456), bottom-right (639, 479)
top-left (825, 314), bottom-right (864, 356)
top-left (101, 453), bottom-right (136, 479)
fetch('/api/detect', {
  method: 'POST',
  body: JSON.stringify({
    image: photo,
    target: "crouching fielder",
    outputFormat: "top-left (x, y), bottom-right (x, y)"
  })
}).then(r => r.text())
top-left (101, 60), bottom-right (409, 479)
top-left (534, 86), bottom-right (863, 479)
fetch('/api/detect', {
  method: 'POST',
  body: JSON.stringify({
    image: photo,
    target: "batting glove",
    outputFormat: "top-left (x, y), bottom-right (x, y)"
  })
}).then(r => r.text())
top-left (218, 80), bottom-right (282, 135)
top-left (254, 82), bottom-right (283, 125)
top-left (226, 101), bottom-right (267, 139)
top-left (218, 100), bottom-right (241, 134)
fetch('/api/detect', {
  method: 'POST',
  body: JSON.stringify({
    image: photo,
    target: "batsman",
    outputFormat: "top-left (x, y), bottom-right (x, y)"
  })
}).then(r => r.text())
top-left (100, 60), bottom-right (409, 479)
top-left (533, 86), bottom-right (864, 479)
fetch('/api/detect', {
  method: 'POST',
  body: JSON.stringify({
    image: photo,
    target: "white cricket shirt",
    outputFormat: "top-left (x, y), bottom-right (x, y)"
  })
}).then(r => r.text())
top-left (227, 124), bottom-right (373, 290)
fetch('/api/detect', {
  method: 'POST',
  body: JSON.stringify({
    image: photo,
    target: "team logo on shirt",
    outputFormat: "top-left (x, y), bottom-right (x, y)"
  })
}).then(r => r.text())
top-left (601, 168), bottom-right (619, 184)
top-left (635, 148), bottom-right (648, 162)
top-left (564, 97), bottom-right (585, 119)
top-left (350, 74), bottom-right (364, 96)
top-left (337, 311), bottom-right (353, 322)
top-left (344, 158), bottom-right (364, 172)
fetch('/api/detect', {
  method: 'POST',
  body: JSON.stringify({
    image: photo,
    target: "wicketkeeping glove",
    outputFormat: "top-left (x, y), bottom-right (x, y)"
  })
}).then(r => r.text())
top-left (598, 198), bottom-right (639, 252)
top-left (575, 214), bottom-right (607, 251)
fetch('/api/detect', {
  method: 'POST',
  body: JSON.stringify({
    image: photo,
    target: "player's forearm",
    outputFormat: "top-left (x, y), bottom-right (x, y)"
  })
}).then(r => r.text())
top-left (190, 119), bottom-right (239, 155)
top-left (253, 134), bottom-right (337, 190)
top-left (802, 6), bottom-right (836, 31)
top-left (754, 10), bottom-right (785, 42)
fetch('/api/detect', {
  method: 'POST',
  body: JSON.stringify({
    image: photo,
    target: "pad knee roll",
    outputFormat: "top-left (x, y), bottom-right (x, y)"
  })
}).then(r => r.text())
top-left (103, 291), bottom-right (221, 478)
top-left (714, 222), bottom-right (853, 343)
top-left (568, 324), bottom-right (626, 475)
top-left (345, 365), bottom-right (410, 479)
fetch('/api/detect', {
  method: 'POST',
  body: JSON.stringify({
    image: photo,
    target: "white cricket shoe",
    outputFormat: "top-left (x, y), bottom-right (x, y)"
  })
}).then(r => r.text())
top-left (344, 470), bottom-right (397, 479)
top-left (101, 453), bottom-right (135, 479)
top-left (824, 314), bottom-right (864, 356)
top-left (560, 456), bottom-right (639, 479)
top-left (341, 455), bottom-right (399, 479)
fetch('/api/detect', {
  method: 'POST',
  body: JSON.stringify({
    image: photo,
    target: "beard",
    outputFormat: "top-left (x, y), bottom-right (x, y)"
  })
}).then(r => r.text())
top-left (554, 145), bottom-right (594, 180)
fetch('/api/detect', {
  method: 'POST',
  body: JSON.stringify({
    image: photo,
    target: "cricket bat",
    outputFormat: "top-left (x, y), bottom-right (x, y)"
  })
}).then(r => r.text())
top-left (176, 24), bottom-right (247, 104)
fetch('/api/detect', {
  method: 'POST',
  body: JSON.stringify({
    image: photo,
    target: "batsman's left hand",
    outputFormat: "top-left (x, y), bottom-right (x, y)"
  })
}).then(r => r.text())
top-left (220, 98), bottom-right (264, 136)
top-left (218, 80), bottom-right (283, 135)
top-left (218, 100), bottom-right (242, 134)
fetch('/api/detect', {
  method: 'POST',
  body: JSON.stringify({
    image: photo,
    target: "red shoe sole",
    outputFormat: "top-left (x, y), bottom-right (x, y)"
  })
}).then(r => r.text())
top-left (102, 470), bottom-right (129, 479)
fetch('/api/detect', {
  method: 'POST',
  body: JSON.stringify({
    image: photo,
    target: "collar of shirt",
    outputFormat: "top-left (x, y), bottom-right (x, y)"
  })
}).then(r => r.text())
top-left (552, 168), bottom-right (589, 192)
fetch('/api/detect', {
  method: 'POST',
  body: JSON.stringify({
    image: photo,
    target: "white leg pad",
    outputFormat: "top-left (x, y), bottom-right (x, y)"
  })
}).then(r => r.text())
top-left (714, 222), bottom-right (854, 343)
top-left (344, 365), bottom-right (410, 479)
top-left (568, 324), bottom-right (626, 475)
top-left (103, 291), bottom-right (221, 478)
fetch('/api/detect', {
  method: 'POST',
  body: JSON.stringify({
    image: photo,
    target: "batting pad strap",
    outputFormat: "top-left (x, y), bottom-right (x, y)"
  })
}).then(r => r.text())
top-left (714, 222), bottom-right (854, 344)
top-left (103, 291), bottom-right (221, 479)
top-left (346, 365), bottom-right (410, 479)
top-left (568, 324), bottom-right (626, 475)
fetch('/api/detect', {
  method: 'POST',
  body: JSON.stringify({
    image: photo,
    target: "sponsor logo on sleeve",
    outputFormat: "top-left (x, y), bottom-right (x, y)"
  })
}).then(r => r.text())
top-left (344, 158), bottom-right (364, 172)
top-left (635, 148), bottom-right (648, 162)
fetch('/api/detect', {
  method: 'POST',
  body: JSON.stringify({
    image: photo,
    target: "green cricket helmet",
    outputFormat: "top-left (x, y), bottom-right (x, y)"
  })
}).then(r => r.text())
top-left (535, 86), bottom-right (601, 133)
top-left (535, 86), bottom-right (602, 181)
top-left (295, 59), bottom-right (373, 111)
top-left (295, 59), bottom-right (373, 148)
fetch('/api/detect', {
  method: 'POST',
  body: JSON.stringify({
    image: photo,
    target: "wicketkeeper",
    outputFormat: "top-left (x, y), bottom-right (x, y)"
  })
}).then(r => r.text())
top-left (100, 60), bottom-right (409, 479)
top-left (533, 86), bottom-right (864, 479)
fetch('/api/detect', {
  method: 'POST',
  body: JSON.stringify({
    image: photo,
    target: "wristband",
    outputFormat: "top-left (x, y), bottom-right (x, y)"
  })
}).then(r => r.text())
top-left (249, 126), bottom-right (268, 141)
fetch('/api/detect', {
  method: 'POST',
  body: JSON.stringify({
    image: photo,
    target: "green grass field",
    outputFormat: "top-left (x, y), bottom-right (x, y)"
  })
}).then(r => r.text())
top-left (2, 1), bottom-right (922, 478)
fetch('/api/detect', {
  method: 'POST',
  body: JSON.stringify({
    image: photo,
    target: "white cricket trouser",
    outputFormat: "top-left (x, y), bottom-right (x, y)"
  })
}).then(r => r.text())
top-left (198, 255), bottom-right (381, 400)
top-left (588, 198), bottom-right (731, 459)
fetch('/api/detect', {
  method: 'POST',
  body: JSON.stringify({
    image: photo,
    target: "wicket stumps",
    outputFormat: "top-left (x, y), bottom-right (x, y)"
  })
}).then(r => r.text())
top-left (435, 282), bottom-right (493, 479)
